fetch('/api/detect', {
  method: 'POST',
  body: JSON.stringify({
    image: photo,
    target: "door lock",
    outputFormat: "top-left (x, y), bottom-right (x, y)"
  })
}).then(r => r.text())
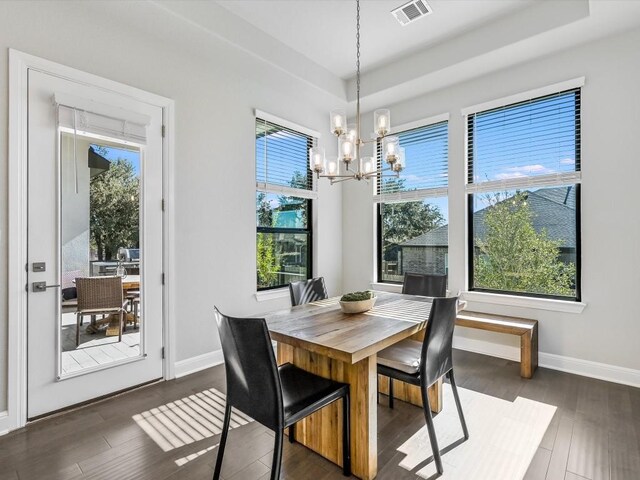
top-left (32, 282), bottom-right (60, 293)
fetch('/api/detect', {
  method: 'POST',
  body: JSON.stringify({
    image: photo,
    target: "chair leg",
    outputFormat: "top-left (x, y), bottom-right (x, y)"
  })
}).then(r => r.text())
top-left (271, 428), bottom-right (284, 480)
top-left (288, 424), bottom-right (295, 444)
top-left (421, 383), bottom-right (444, 476)
top-left (388, 378), bottom-right (394, 409)
top-left (134, 301), bottom-right (139, 329)
top-left (448, 370), bottom-right (469, 440)
top-left (342, 393), bottom-right (351, 476)
top-left (76, 313), bottom-right (81, 347)
top-left (377, 375), bottom-right (379, 404)
top-left (118, 311), bottom-right (123, 343)
top-left (212, 404), bottom-right (233, 480)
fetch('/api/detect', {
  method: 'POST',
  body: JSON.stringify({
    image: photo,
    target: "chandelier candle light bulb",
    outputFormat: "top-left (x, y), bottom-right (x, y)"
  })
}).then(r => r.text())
top-left (340, 137), bottom-right (355, 163)
top-left (383, 136), bottom-right (399, 164)
top-left (331, 110), bottom-right (346, 136)
top-left (392, 147), bottom-right (406, 173)
top-left (375, 109), bottom-right (391, 137)
top-left (309, 146), bottom-right (326, 174)
top-left (311, 0), bottom-right (404, 184)
top-left (327, 157), bottom-right (339, 177)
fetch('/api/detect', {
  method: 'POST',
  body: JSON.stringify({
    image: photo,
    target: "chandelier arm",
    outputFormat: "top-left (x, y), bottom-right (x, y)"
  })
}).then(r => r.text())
top-left (330, 176), bottom-right (360, 184)
top-left (318, 173), bottom-right (358, 179)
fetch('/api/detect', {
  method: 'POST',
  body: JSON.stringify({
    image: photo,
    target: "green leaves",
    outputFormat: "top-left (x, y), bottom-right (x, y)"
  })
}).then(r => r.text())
top-left (90, 158), bottom-right (139, 261)
top-left (474, 192), bottom-right (576, 297)
top-left (381, 180), bottom-right (445, 260)
top-left (340, 291), bottom-right (374, 302)
top-left (257, 233), bottom-right (278, 288)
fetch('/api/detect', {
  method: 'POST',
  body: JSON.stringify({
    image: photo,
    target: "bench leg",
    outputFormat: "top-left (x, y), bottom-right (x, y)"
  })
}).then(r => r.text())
top-left (520, 324), bottom-right (538, 379)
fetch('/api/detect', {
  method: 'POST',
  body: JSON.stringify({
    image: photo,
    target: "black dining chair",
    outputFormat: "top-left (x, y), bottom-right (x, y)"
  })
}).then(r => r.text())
top-left (377, 297), bottom-right (468, 477)
top-left (402, 272), bottom-right (447, 297)
top-left (289, 277), bottom-right (328, 306)
top-left (212, 308), bottom-right (351, 480)
top-left (378, 273), bottom-right (447, 407)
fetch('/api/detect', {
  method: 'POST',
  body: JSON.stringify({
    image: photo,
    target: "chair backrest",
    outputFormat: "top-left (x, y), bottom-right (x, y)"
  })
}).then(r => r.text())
top-left (75, 276), bottom-right (123, 311)
top-left (289, 277), bottom-right (328, 306)
top-left (420, 296), bottom-right (459, 387)
top-left (214, 308), bottom-right (283, 431)
top-left (402, 273), bottom-right (447, 297)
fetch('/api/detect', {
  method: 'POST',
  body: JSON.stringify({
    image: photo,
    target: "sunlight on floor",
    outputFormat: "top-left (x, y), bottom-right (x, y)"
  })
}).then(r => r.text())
top-left (174, 443), bottom-right (220, 467)
top-left (397, 384), bottom-right (556, 479)
top-left (133, 387), bottom-right (253, 453)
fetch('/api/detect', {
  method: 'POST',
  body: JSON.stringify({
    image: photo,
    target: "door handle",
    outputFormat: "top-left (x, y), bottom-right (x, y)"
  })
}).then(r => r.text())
top-left (32, 282), bottom-right (61, 293)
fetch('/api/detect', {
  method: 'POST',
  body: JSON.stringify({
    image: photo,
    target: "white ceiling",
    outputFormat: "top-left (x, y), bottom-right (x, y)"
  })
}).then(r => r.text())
top-left (216, 0), bottom-right (534, 79)
top-left (151, 0), bottom-right (640, 109)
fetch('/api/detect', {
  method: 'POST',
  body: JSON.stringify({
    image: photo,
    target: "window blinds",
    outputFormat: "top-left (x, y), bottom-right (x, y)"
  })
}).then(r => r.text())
top-left (466, 89), bottom-right (581, 194)
top-left (374, 121), bottom-right (448, 203)
top-left (55, 93), bottom-right (150, 145)
top-left (256, 118), bottom-right (316, 199)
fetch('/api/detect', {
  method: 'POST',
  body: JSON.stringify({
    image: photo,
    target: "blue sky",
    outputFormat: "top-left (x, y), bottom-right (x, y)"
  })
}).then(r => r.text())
top-left (256, 90), bottom-right (576, 226)
top-left (471, 92), bottom-right (577, 186)
top-left (93, 144), bottom-right (141, 176)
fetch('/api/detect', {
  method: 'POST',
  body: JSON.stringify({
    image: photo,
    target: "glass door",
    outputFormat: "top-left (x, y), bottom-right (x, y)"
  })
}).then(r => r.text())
top-left (27, 70), bottom-right (164, 419)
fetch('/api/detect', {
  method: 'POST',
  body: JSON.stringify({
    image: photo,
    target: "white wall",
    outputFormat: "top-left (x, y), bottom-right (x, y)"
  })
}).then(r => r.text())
top-left (0, 1), bottom-right (344, 415)
top-left (61, 135), bottom-right (91, 288)
top-left (343, 27), bottom-right (640, 375)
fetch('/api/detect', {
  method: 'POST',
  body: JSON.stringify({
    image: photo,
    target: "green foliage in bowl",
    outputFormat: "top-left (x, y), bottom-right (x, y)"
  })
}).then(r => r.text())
top-left (340, 291), bottom-right (374, 302)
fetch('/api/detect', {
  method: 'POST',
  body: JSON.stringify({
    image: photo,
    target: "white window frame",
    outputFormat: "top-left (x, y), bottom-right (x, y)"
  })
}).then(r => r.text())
top-left (374, 113), bottom-right (450, 285)
top-left (462, 78), bottom-right (586, 311)
top-left (254, 110), bottom-right (319, 297)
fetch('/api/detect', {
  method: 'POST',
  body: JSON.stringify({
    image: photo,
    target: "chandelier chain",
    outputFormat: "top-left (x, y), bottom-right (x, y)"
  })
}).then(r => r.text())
top-left (313, 0), bottom-right (401, 183)
top-left (356, 0), bottom-right (361, 155)
top-left (356, 0), bottom-right (360, 102)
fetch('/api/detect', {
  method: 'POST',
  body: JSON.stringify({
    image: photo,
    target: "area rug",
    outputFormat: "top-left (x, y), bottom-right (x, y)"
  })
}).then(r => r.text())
top-left (397, 384), bottom-right (556, 480)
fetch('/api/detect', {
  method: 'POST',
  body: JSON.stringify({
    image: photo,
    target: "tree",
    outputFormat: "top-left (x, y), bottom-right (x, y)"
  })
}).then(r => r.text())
top-left (90, 158), bottom-right (140, 261)
top-left (257, 233), bottom-right (278, 288)
top-left (380, 179), bottom-right (445, 260)
top-left (256, 191), bottom-right (273, 226)
top-left (473, 192), bottom-right (576, 296)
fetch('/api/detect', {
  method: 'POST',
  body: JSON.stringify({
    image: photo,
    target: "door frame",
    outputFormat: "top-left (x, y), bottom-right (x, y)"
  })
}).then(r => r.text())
top-left (7, 49), bottom-right (176, 432)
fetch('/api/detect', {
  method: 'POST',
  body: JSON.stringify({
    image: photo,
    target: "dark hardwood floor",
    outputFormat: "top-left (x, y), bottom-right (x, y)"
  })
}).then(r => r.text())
top-left (0, 349), bottom-right (638, 480)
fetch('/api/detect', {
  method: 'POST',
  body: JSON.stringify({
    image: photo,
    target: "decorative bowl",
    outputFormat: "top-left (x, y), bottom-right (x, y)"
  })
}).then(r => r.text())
top-left (339, 296), bottom-right (377, 314)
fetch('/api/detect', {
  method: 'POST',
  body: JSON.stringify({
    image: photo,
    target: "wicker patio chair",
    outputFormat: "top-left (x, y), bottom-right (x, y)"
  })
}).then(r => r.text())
top-left (75, 276), bottom-right (128, 347)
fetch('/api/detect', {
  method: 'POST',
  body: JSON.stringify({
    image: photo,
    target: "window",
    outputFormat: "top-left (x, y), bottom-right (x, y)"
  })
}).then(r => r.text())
top-left (256, 117), bottom-right (315, 290)
top-left (467, 89), bottom-right (581, 300)
top-left (376, 121), bottom-right (449, 283)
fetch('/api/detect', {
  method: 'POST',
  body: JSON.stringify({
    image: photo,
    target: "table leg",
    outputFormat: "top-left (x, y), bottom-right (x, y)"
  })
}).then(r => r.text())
top-left (277, 343), bottom-right (377, 480)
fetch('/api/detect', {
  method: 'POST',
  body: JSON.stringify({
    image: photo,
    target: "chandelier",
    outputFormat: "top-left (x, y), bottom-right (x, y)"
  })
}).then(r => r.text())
top-left (309, 0), bottom-right (405, 184)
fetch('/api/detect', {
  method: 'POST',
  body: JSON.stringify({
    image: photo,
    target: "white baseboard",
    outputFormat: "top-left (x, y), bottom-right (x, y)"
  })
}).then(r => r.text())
top-left (0, 410), bottom-right (10, 436)
top-left (539, 352), bottom-right (640, 389)
top-left (174, 349), bottom-right (224, 378)
top-left (453, 335), bottom-right (640, 388)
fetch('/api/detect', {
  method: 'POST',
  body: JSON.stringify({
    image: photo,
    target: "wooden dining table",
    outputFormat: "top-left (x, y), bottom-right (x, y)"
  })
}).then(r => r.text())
top-left (263, 292), bottom-right (448, 480)
top-left (121, 275), bottom-right (140, 291)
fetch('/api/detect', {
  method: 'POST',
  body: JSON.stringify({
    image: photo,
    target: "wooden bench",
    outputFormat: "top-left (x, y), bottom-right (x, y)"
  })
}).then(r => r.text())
top-left (456, 311), bottom-right (538, 379)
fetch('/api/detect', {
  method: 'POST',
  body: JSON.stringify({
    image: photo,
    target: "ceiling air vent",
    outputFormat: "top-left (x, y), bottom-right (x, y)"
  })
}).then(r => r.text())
top-left (391, 0), bottom-right (432, 26)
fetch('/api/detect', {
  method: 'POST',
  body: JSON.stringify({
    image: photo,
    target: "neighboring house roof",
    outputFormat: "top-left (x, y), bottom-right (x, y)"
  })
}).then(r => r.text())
top-left (401, 224), bottom-right (449, 247)
top-left (400, 186), bottom-right (576, 249)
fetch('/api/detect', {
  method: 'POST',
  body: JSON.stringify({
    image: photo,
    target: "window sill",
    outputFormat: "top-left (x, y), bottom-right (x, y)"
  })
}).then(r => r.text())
top-left (255, 288), bottom-right (290, 302)
top-left (372, 283), bottom-right (586, 314)
top-left (371, 282), bottom-right (403, 293)
top-left (462, 291), bottom-right (586, 314)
